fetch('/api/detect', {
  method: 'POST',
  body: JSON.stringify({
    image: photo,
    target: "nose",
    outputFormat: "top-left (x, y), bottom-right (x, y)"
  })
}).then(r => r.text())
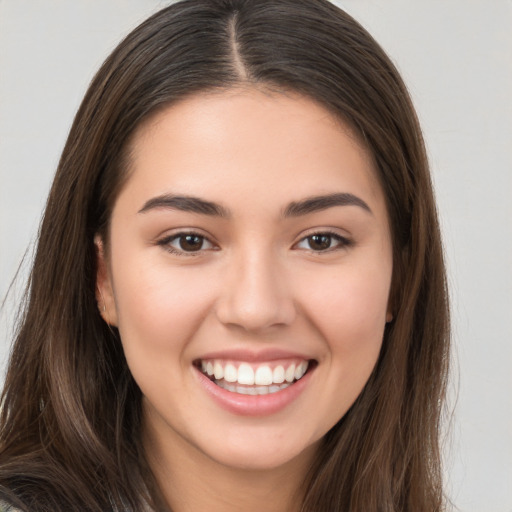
top-left (214, 248), bottom-right (296, 333)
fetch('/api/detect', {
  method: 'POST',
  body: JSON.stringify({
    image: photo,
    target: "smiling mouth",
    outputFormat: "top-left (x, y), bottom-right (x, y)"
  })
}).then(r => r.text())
top-left (194, 359), bottom-right (315, 395)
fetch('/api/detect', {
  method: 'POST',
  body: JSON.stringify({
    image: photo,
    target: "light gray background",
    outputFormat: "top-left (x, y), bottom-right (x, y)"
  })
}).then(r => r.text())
top-left (1, 1), bottom-right (511, 511)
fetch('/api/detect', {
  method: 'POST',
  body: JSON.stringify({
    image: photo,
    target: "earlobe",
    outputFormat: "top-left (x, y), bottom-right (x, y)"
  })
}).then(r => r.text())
top-left (94, 235), bottom-right (118, 326)
top-left (386, 311), bottom-right (394, 323)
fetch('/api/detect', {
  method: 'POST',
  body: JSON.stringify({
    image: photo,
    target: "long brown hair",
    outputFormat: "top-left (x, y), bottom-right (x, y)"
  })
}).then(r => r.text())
top-left (0, 1), bottom-right (450, 510)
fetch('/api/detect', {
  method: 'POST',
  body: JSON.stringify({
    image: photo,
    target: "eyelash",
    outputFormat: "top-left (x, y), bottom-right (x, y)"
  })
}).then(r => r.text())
top-left (157, 230), bottom-right (353, 257)
top-left (157, 231), bottom-right (215, 257)
top-left (295, 230), bottom-right (353, 253)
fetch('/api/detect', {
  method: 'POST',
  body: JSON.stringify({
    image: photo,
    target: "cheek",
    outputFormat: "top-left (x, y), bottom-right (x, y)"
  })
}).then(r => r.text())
top-left (288, 259), bottom-right (392, 437)
top-left (110, 253), bottom-right (215, 364)
top-left (301, 258), bottom-right (391, 359)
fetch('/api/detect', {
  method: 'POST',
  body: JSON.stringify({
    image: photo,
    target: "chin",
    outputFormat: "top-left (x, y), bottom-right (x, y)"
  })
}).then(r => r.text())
top-left (194, 425), bottom-right (321, 473)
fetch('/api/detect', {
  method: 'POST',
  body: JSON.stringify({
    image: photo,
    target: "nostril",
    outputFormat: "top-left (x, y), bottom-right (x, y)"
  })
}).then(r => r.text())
top-left (214, 296), bottom-right (297, 332)
top-left (213, 263), bottom-right (297, 331)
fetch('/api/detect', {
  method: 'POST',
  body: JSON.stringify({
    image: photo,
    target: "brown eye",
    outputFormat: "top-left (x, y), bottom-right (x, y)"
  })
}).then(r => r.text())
top-left (308, 234), bottom-right (332, 251)
top-left (178, 234), bottom-right (204, 251)
top-left (295, 232), bottom-right (351, 252)
top-left (159, 232), bottom-right (215, 255)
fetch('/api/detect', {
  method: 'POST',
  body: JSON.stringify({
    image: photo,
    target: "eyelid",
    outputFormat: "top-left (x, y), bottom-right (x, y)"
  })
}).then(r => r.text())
top-left (156, 229), bottom-right (218, 256)
top-left (155, 227), bottom-right (352, 256)
top-left (293, 228), bottom-right (353, 252)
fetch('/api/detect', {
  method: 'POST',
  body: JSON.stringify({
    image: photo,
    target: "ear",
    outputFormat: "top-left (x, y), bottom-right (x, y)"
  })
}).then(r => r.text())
top-left (94, 235), bottom-right (118, 326)
top-left (386, 278), bottom-right (395, 323)
top-left (386, 246), bottom-right (407, 325)
top-left (386, 268), bottom-right (397, 324)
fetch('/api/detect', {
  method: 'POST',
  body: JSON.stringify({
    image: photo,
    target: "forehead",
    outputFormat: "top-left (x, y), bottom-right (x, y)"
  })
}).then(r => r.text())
top-left (121, 89), bottom-right (384, 215)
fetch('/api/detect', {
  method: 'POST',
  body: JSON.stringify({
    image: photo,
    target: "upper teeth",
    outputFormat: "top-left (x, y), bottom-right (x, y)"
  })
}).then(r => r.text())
top-left (201, 360), bottom-right (309, 386)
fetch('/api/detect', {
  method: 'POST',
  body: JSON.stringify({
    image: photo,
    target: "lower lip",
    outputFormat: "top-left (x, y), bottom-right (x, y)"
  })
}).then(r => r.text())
top-left (195, 365), bottom-right (314, 416)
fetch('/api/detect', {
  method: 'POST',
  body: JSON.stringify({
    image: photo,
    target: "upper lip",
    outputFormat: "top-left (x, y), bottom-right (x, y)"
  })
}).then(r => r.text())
top-left (195, 348), bottom-right (314, 363)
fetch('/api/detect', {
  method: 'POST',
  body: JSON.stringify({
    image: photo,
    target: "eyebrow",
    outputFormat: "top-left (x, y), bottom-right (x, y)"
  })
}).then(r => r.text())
top-left (138, 194), bottom-right (230, 217)
top-left (282, 192), bottom-right (372, 217)
top-left (138, 192), bottom-right (372, 218)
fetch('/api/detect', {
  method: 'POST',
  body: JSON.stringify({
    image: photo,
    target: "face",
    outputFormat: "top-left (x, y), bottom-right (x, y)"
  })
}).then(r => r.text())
top-left (96, 89), bottom-right (393, 472)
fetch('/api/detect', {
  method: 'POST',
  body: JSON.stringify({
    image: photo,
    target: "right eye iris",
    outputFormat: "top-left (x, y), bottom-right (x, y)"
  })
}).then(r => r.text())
top-left (178, 234), bottom-right (204, 251)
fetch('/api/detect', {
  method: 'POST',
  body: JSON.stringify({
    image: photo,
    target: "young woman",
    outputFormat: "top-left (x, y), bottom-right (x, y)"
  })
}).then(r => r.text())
top-left (0, 1), bottom-right (450, 510)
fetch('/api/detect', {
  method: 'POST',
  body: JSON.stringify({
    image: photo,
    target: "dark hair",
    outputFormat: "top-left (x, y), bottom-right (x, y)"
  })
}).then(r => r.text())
top-left (0, 1), bottom-right (450, 510)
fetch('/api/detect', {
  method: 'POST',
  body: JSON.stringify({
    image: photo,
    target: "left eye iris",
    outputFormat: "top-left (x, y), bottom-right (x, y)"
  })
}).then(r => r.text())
top-left (307, 234), bottom-right (333, 251)
top-left (295, 233), bottom-right (348, 252)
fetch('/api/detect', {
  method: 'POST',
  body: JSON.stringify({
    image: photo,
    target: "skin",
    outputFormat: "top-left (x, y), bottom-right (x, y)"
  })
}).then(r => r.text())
top-left (96, 89), bottom-right (393, 512)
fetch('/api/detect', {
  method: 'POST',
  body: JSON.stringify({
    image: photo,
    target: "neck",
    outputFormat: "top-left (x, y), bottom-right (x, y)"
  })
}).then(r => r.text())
top-left (143, 410), bottom-right (316, 512)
